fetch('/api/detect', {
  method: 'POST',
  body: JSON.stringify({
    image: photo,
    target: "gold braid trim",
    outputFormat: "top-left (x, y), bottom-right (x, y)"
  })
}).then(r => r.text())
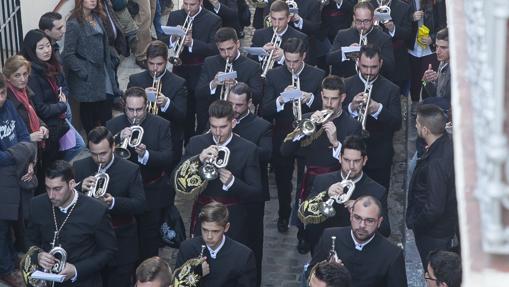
top-left (300, 127), bottom-right (324, 147)
top-left (298, 191), bottom-right (329, 225)
top-left (173, 155), bottom-right (208, 199)
top-left (20, 246), bottom-right (44, 287)
top-left (283, 127), bottom-right (302, 143)
top-left (173, 257), bottom-right (206, 287)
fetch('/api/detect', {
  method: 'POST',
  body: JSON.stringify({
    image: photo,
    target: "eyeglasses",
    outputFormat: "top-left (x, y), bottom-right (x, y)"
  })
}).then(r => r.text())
top-left (351, 214), bottom-right (377, 226)
top-left (354, 19), bottom-right (372, 25)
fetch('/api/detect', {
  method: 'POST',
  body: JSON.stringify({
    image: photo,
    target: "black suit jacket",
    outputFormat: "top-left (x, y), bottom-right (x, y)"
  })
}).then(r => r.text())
top-left (168, 8), bottom-right (222, 90)
top-left (261, 64), bottom-right (325, 143)
top-left (327, 27), bottom-right (395, 80)
top-left (176, 236), bottom-right (257, 287)
top-left (196, 54), bottom-right (263, 105)
top-left (250, 26), bottom-right (309, 65)
top-left (26, 194), bottom-right (117, 287)
top-left (320, 0), bottom-right (355, 42)
top-left (106, 114), bottom-right (173, 208)
top-left (310, 227), bottom-right (407, 287)
top-left (203, 0), bottom-right (241, 33)
top-left (343, 75), bottom-right (401, 169)
top-left (73, 156), bottom-right (146, 265)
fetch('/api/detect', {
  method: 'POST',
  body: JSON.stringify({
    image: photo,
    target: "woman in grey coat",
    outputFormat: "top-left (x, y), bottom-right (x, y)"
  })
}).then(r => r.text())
top-left (63, 0), bottom-right (120, 134)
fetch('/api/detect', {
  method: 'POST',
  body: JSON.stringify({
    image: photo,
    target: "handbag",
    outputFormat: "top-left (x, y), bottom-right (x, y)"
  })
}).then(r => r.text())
top-left (160, 205), bottom-right (186, 248)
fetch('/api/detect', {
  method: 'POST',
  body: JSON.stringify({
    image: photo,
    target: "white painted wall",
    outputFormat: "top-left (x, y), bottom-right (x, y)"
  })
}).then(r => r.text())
top-left (20, 0), bottom-right (74, 33)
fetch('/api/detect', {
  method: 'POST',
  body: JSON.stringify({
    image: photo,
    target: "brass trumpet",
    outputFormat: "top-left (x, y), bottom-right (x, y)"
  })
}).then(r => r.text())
top-left (356, 75), bottom-right (373, 137)
top-left (327, 236), bottom-right (340, 263)
top-left (374, 0), bottom-right (392, 26)
top-left (359, 29), bottom-right (367, 46)
top-left (169, 13), bottom-right (193, 66)
top-left (199, 146), bottom-right (230, 181)
top-left (319, 171), bottom-right (356, 218)
top-left (261, 28), bottom-right (282, 78)
top-left (115, 119), bottom-right (144, 160)
top-left (291, 69), bottom-right (302, 124)
top-left (48, 246), bottom-right (67, 274)
top-left (88, 164), bottom-right (109, 198)
top-left (148, 71), bottom-right (161, 115)
top-left (219, 57), bottom-right (234, 101)
top-left (298, 109), bottom-right (335, 136)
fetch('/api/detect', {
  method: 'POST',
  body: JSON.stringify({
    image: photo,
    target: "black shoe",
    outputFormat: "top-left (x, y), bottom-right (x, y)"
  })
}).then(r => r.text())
top-left (277, 218), bottom-right (289, 233)
top-left (135, 59), bottom-right (147, 69)
top-left (297, 239), bottom-right (310, 254)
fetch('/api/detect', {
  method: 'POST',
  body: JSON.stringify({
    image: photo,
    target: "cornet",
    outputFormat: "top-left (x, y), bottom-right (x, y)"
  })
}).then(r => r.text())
top-left (261, 28), bottom-right (282, 78)
top-left (148, 71), bottom-right (161, 115)
top-left (169, 13), bottom-right (193, 66)
top-left (374, 0), bottom-right (392, 26)
top-left (48, 246), bottom-right (67, 274)
top-left (319, 171), bottom-right (356, 218)
top-left (356, 75), bottom-right (373, 138)
top-left (298, 109), bottom-right (335, 136)
top-left (199, 146), bottom-right (230, 181)
top-left (219, 58), bottom-right (234, 101)
top-left (359, 29), bottom-right (368, 46)
top-left (115, 119), bottom-right (144, 160)
top-left (291, 69), bottom-right (303, 124)
top-left (88, 164), bottom-right (109, 198)
top-left (327, 236), bottom-right (340, 263)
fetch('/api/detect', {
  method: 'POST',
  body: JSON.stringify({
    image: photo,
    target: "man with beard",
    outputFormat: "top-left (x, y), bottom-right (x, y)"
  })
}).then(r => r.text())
top-left (299, 135), bottom-right (389, 253)
top-left (309, 196), bottom-right (407, 287)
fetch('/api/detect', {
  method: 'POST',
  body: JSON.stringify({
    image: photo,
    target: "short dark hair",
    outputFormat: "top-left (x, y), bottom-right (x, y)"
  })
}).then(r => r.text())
top-left (124, 87), bottom-right (147, 104)
top-left (209, 100), bottom-right (234, 120)
top-left (341, 135), bottom-right (367, 157)
top-left (310, 261), bottom-right (352, 287)
top-left (88, 126), bottom-right (114, 147)
top-left (215, 27), bottom-right (238, 43)
top-left (270, 0), bottom-right (289, 16)
top-left (0, 74), bottom-right (5, 90)
top-left (353, 1), bottom-right (374, 16)
top-left (416, 104), bottom-right (447, 135)
top-left (427, 251), bottom-right (462, 287)
top-left (352, 195), bottom-right (382, 217)
top-left (436, 28), bottom-right (449, 42)
top-left (282, 37), bottom-right (307, 55)
top-left (146, 40), bottom-right (168, 60)
top-left (45, 160), bottom-right (75, 182)
top-left (39, 12), bottom-right (62, 31)
top-left (198, 201), bottom-right (229, 227)
top-left (322, 75), bottom-right (344, 93)
top-left (360, 45), bottom-right (382, 61)
top-left (136, 257), bottom-right (173, 287)
top-left (229, 82), bottom-right (251, 101)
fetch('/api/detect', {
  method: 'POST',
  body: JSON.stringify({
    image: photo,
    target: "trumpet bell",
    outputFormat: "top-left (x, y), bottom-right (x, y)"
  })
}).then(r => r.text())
top-left (300, 119), bottom-right (316, 136)
top-left (49, 246), bottom-right (67, 274)
top-left (89, 173), bottom-right (109, 198)
top-left (129, 126), bottom-right (144, 148)
top-left (169, 56), bottom-right (182, 66)
top-left (199, 163), bottom-right (219, 181)
top-left (115, 147), bottom-right (131, 160)
top-left (319, 200), bottom-right (336, 218)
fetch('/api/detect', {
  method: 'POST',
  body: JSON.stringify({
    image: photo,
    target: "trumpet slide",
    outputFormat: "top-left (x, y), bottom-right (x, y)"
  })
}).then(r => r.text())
top-left (88, 163), bottom-right (109, 198)
top-left (261, 29), bottom-right (282, 78)
top-left (319, 171), bottom-right (356, 218)
top-left (169, 13), bottom-right (193, 66)
top-left (219, 58), bottom-right (234, 101)
top-left (147, 71), bottom-right (161, 115)
top-left (356, 75), bottom-right (373, 137)
top-left (199, 146), bottom-right (230, 181)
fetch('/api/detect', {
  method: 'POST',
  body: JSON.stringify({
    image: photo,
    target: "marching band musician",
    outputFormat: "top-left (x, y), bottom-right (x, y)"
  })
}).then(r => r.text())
top-left (320, 0), bottom-right (355, 44)
top-left (173, 100), bottom-right (263, 247)
top-left (196, 27), bottom-right (263, 133)
top-left (280, 75), bottom-right (361, 253)
top-left (308, 261), bottom-right (352, 287)
top-left (250, 1), bottom-right (308, 67)
top-left (301, 135), bottom-right (390, 253)
top-left (23, 160), bottom-right (117, 287)
top-left (343, 45), bottom-right (401, 190)
top-left (327, 1), bottom-right (395, 80)
top-left (228, 82), bottom-right (272, 286)
top-left (73, 126), bottom-right (146, 287)
top-left (106, 87), bottom-right (173, 262)
top-left (167, 0), bottom-right (221, 140)
top-left (128, 40), bottom-right (188, 165)
top-left (260, 37), bottom-right (324, 235)
top-left (175, 202), bottom-right (257, 287)
top-left (203, 0), bottom-right (242, 34)
top-left (309, 196), bottom-right (407, 287)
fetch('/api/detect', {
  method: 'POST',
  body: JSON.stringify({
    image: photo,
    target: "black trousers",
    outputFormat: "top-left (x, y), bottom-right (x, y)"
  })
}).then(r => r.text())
top-left (244, 202), bottom-right (265, 287)
top-left (137, 207), bottom-right (167, 262)
top-left (364, 163), bottom-right (392, 191)
top-left (101, 263), bottom-right (135, 287)
top-left (273, 148), bottom-right (295, 220)
top-left (79, 100), bottom-right (113, 135)
top-left (414, 232), bottom-right (454, 269)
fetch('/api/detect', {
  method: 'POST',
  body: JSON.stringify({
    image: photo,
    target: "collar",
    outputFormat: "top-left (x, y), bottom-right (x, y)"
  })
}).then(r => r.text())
top-left (288, 63), bottom-right (305, 76)
top-left (207, 235), bottom-right (226, 259)
top-left (350, 230), bottom-right (375, 251)
top-left (439, 62), bottom-right (449, 73)
top-left (235, 111), bottom-right (251, 124)
top-left (98, 155), bottom-right (115, 172)
top-left (276, 25), bottom-right (289, 37)
top-left (212, 132), bottom-right (233, 146)
top-left (189, 7), bottom-right (202, 19)
top-left (359, 26), bottom-right (374, 38)
top-left (59, 189), bottom-right (79, 213)
top-left (152, 68), bottom-right (168, 80)
top-left (341, 170), bottom-right (363, 184)
top-left (336, 0), bottom-right (343, 9)
top-left (376, 0), bottom-right (392, 7)
top-left (358, 72), bottom-right (378, 86)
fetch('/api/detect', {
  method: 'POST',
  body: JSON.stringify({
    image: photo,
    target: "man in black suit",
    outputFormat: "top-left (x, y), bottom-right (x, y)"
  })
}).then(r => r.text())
top-left (128, 40), bottom-right (187, 165)
top-left (106, 87), bottom-right (173, 261)
top-left (203, 0), bottom-right (241, 34)
top-left (261, 37), bottom-right (324, 234)
top-left (196, 27), bottom-right (263, 132)
top-left (167, 0), bottom-right (221, 140)
top-left (309, 196), bottom-right (407, 287)
top-left (23, 160), bottom-right (117, 287)
top-left (174, 202), bottom-right (257, 287)
top-left (370, 0), bottom-right (413, 91)
top-left (300, 135), bottom-right (390, 253)
top-left (73, 126), bottom-right (146, 287)
top-left (321, 0), bottom-right (355, 44)
top-left (343, 45), bottom-right (401, 189)
top-left (173, 100), bottom-right (263, 246)
top-left (251, 0), bottom-right (308, 68)
top-left (228, 82), bottom-right (272, 286)
top-left (327, 1), bottom-right (395, 80)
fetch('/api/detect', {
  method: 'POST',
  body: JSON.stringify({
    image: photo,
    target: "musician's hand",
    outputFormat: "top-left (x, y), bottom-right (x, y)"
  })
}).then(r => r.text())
top-left (40, 126), bottom-right (50, 139)
top-left (102, 193), bottom-right (114, 207)
top-left (30, 131), bottom-right (45, 142)
top-left (156, 94), bottom-right (169, 107)
top-left (201, 259), bottom-right (210, 277)
top-left (420, 35), bottom-right (432, 46)
top-left (211, 72), bottom-right (222, 89)
top-left (367, 98), bottom-right (381, 114)
top-left (59, 262), bottom-right (77, 281)
top-left (58, 92), bottom-right (67, 103)
top-left (383, 20), bottom-right (395, 33)
top-left (292, 13), bottom-right (302, 23)
top-left (183, 30), bottom-right (193, 47)
top-left (199, 146), bottom-right (218, 163)
top-left (284, 85), bottom-right (297, 92)
top-left (344, 200), bottom-right (355, 213)
top-left (327, 182), bottom-right (346, 197)
top-left (37, 252), bottom-right (57, 270)
top-left (277, 95), bottom-right (286, 105)
top-left (273, 47), bottom-right (283, 61)
top-left (323, 122), bottom-right (338, 147)
top-left (219, 168), bottom-right (233, 185)
top-left (21, 162), bottom-right (34, 182)
top-left (224, 78), bottom-right (237, 87)
top-left (135, 143), bottom-right (147, 157)
top-left (81, 176), bottom-right (96, 192)
top-left (262, 42), bottom-right (274, 52)
top-left (120, 127), bottom-right (133, 141)
top-left (350, 92), bottom-right (366, 111)
top-left (413, 10), bottom-right (424, 22)
top-left (301, 92), bottom-right (312, 104)
top-left (349, 42), bottom-right (360, 47)
top-left (422, 64), bottom-right (438, 82)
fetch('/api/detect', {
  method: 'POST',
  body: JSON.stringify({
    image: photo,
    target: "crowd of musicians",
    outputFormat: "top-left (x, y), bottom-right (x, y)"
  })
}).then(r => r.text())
top-left (0, 0), bottom-right (462, 286)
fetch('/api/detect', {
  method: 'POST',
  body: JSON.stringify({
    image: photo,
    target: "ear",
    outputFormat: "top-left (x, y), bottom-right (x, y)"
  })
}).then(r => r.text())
top-left (302, 52), bottom-right (307, 61)
top-left (362, 155), bottom-right (368, 166)
top-left (340, 92), bottom-right (346, 102)
top-left (231, 118), bottom-right (237, 129)
top-left (377, 216), bottom-right (384, 228)
top-left (379, 58), bottom-right (384, 69)
top-left (224, 222), bottom-right (231, 233)
top-left (69, 179), bottom-right (77, 189)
